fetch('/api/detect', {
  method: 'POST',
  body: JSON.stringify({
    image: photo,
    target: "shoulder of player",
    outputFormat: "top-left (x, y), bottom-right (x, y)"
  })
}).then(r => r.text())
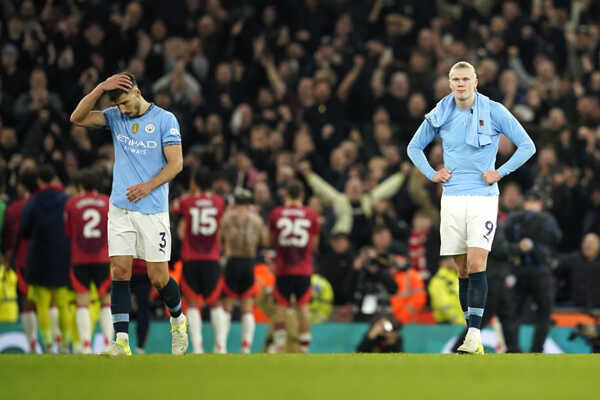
top-left (489, 99), bottom-right (513, 122)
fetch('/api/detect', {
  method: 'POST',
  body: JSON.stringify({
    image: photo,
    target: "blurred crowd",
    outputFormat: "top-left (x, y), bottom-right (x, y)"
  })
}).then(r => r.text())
top-left (1, 0), bottom-right (600, 325)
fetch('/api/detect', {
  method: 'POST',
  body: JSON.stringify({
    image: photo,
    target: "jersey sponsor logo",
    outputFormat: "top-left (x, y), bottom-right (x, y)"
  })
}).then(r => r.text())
top-left (170, 128), bottom-right (180, 136)
top-left (116, 135), bottom-right (158, 148)
top-left (145, 123), bottom-right (155, 133)
top-left (131, 123), bottom-right (139, 134)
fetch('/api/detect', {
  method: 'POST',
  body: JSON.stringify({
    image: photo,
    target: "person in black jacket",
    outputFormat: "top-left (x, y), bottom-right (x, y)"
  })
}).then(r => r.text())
top-left (504, 190), bottom-right (562, 353)
top-left (344, 225), bottom-right (399, 322)
top-left (356, 315), bottom-right (403, 353)
top-left (21, 164), bottom-right (72, 353)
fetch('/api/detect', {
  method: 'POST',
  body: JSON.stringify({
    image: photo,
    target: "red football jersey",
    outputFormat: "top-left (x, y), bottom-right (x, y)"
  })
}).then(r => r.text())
top-left (268, 205), bottom-right (320, 276)
top-left (173, 193), bottom-right (225, 261)
top-left (64, 192), bottom-right (110, 265)
top-left (2, 197), bottom-right (29, 270)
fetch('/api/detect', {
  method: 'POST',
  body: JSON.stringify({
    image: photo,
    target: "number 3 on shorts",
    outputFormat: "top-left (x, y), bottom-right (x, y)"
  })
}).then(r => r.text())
top-left (159, 232), bottom-right (167, 250)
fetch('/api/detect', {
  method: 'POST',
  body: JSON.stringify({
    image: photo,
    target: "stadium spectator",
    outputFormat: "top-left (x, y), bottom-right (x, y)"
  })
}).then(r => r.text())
top-left (428, 257), bottom-right (464, 325)
top-left (504, 190), bottom-right (562, 353)
top-left (356, 315), bottom-right (403, 353)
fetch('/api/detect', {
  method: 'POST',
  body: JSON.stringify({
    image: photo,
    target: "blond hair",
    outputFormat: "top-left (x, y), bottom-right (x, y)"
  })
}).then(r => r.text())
top-left (449, 61), bottom-right (477, 78)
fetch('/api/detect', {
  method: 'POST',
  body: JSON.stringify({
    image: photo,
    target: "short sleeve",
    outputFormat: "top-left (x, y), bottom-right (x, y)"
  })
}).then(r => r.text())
top-left (102, 106), bottom-right (120, 131)
top-left (161, 112), bottom-right (182, 146)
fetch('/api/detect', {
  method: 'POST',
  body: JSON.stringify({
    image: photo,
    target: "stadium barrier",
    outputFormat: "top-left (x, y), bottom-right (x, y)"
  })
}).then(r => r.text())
top-left (0, 322), bottom-right (590, 353)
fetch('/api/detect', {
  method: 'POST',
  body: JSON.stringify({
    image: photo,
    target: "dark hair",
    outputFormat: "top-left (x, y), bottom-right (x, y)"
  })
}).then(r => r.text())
top-left (285, 179), bottom-right (304, 200)
top-left (233, 187), bottom-right (253, 204)
top-left (37, 164), bottom-right (56, 184)
top-left (107, 72), bottom-right (137, 102)
top-left (193, 167), bottom-right (213, 191)
top-left (77, 168), bottom-right (102, 192)
top-left (18, 168), bottom-right (38, 193)
top-left (372, 224), bottom-right (390, 234)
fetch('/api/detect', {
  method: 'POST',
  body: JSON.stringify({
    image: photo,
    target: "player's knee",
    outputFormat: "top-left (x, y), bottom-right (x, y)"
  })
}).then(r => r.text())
top-left (149, 275), bottom-right (168, 289)
top-left (467, 259), bottom-right (486, 273)
top-left (111, 263), bottom-right (131, 281)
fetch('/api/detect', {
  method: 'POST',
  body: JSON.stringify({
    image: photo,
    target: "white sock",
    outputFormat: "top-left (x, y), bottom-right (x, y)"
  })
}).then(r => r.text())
top-left (116, 332), bottom-right (129, 342)
top-left (215, 309), bottom-right (231, 354)
top-left (187, 307), bottom-right (203, 353)
top-left (75, 307), bottom-right (91, 346)
top-left (241, 312), bottom-right (255, 353)
top-left (298, 332), bottom-right (312, 353)
top-left (467, 327), bottom-right (481, 342)
top-left (99, 306), bottom-right (114, 343)
top-left (22, 311), bottom-right (38, 351)
top-left (49, 306), bottom-right (60, 342)
top-left (273, 328), bottom-right (287, 353)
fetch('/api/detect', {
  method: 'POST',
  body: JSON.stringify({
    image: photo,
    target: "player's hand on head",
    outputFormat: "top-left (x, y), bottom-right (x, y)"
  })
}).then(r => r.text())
top-left (126, 182), bottom-right (152, 203)
top-left (100, 74), bottom-right (132, 92)
top-left (432, 167), bottom-right (451, 183)
top-left (482, 170), bottom-right (501, 185)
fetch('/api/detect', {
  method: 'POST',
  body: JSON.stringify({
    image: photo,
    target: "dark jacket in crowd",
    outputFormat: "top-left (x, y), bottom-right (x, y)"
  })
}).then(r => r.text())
top-left (21, 185), bottom-right (71, 287)
top-left (504, 210), bottom-right (563, 269)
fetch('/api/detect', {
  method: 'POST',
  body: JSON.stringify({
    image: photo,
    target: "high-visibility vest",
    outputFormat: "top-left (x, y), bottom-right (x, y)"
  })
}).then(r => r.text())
top-left (390, 268), bottom-right (427, 324)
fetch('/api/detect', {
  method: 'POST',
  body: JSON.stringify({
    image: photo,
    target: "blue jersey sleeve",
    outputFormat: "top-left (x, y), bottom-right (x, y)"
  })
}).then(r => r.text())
top-left (491, 102), bottom-right (536, 178)
top-left (102, 106), bottom-right (120, 132)
top-left (161, 111), bottom-right (182, 146)
top-left (407, 120), bottom-right (438, 181)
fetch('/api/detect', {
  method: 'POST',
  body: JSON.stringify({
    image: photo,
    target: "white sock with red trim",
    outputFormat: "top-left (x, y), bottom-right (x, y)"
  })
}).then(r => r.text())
top-left (76, 307), bottom-right (91, 351)
top-left (22, 311), bottom-right (38, 352)
top-left (241, 312), bottom-right (255, 354)
top-left (99, 305), bottom-right (113, 344)
top-left (187, 307), bottom-right (203, 353)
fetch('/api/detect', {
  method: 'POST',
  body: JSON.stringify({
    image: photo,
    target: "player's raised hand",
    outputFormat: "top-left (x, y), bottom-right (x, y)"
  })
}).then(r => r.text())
top-left (99, 74), bottom-right (132, 93)
top-left (482, 170), bottom-right (501, 185)
top-left (432, 167), bottom-right (451, 183)
top-left (126, 182), bottom-right (152, 203)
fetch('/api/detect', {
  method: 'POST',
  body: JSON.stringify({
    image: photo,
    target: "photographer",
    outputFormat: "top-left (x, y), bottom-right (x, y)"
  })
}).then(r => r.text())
top-left (356, 315), bottom-right (403, 353)
top-left (344, 225), bottom-right (400, 322)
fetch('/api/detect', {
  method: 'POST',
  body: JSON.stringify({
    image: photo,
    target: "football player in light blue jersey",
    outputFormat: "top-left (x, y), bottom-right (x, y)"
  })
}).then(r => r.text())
top-left (70, 72), bottom-right (188, 355)
top-left (407, 62), bottom-right (535, 354)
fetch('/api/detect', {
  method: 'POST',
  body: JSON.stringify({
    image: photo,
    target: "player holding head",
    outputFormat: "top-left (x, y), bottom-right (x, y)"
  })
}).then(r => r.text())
top-left (218, 187), bottom-right (265, 353)
top-left (172, 167), bottom-right (226, 354)
top-left (3, 167), bottom-right (39, 352)
top-left (64, 168), bottom-right (113, 353)
top-left (407, 61), bottom-right (536, 354)
top-left (70, 72), bottom-right (187, 356)
top-left (268, 180), bottom-right (320, 353)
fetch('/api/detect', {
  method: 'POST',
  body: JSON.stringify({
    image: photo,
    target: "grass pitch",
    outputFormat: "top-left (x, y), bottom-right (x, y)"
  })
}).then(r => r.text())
top-left (2, 354), bottom-right (598, 400)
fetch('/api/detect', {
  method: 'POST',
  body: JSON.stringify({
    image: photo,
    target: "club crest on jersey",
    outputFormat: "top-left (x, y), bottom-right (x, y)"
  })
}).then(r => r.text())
top-left (145, 123), bottom-right (155, 134)
top-left (131, 123), bottom-right (139, 134)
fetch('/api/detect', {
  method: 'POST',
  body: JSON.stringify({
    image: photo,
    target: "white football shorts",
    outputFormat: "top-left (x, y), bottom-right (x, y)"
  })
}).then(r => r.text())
top-left (439, 195), bottom-right (499, 255)
top-left (108, 204), bottom-right (171, 262)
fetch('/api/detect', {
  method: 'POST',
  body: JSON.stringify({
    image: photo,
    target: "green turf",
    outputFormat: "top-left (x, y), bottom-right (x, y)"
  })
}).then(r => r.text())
top-left (2, 354), bottom-right (598, 400)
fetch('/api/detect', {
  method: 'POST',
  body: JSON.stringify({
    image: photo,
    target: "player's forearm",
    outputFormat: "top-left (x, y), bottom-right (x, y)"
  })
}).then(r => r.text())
top-left (70, 86), bottom-right (104, 123)
top-left (147, 159), bottom-right (183, 190)
top-left (497, 140), bottom-right (536, 177)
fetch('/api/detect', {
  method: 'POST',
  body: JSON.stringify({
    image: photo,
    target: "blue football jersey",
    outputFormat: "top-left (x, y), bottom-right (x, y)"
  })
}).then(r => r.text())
top-left (102, 104), bottom-right (181, 214)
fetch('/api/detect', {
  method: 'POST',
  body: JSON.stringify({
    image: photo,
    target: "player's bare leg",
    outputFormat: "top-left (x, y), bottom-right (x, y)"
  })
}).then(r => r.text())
top-left (75, 293), bottom-right (92, 354)
top-left (186, 297), bottom-right (203, 354)
top-left (273, 304), bottom-right (288, 353)
top-left (218, 297), bottom-right (235, 354)
top-left (101, 256), bottom-right (133, 356)
top-left (457, 247), bottom-right (489, 355)
top-left (148, 261), bottom-right (188, 355)
top-left (240, 297), bottom-right (255, 354)
top-left (453, 254), bottom-right (469, 324)
top-left (297, 304), bottom-right (312, 353)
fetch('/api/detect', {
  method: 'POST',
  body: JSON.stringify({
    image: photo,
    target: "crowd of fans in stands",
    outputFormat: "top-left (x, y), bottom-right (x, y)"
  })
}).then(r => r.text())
top-left (1, 0), bottom-right (600, 321)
